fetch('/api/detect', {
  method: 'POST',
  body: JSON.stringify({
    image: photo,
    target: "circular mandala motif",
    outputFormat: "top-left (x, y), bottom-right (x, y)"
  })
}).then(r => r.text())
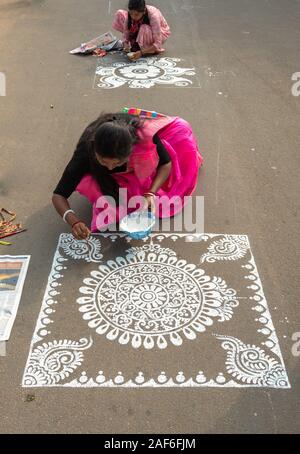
top-left (116, 65), bottom-right (164, 79)
top-left (130, 283), bottom-right (169, 309)
top-left (95, 262), bottom-right (202, 335)
top-left (78, 244), bottom-right (236, 349)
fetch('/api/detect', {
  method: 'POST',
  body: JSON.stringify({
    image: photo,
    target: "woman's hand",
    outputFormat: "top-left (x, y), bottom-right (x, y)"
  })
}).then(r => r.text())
top-left (72, 221), bottom-right (91, 241)
top-left (143, 194), bottom-right (156, 214)
top-left (123, 43), bottom-right (131, 53)
top-left (128, 50), bottom-right (143, 61)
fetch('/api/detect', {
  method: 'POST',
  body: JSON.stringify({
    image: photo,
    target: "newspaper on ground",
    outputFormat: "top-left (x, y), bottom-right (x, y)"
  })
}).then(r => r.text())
top-left (0, 256), bottom-right (30, 341)
top-left (70, 31), bottom-right (122, 55)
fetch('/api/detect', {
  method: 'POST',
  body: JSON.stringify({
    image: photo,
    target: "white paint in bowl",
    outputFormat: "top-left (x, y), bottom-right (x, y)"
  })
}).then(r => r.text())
top-left (120, 211), bottom-right (155, 234)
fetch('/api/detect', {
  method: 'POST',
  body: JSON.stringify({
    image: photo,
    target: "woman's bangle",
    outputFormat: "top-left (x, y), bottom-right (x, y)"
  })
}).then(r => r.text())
top-left (143, 192), bottom-right (156, 198)
top-left (63, 209), bottom-right (75, 223)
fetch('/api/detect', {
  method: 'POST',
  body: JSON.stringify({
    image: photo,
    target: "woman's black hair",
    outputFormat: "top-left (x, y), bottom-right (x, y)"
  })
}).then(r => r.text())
top-left (128, 0), bottom-right (146, 12)
top-left (82, 113), bottom-right (142, 205)
top-left (127, 0), bottom-right (150, 29)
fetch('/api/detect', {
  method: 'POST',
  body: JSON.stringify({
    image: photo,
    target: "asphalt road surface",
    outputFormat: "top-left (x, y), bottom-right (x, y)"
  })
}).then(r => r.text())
top-left (0, 0), bottom-right (299, 434)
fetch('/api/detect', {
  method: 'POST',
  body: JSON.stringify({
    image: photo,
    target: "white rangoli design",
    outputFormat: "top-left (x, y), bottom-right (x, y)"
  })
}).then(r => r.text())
top-left (200, 235), bottom-right (250, 263)
top-left (22, 338), bottom-right (93, 386)
top-left (22, 234), bottom-right (290, 388)
top-left (216, 335), bottom-right (289, 388)
top-left (60, 233), bottom-right (103, 262)
top-left (78, 243), bottom-right (238, 349)
top-left (95, 56), bottom-right (196, 89)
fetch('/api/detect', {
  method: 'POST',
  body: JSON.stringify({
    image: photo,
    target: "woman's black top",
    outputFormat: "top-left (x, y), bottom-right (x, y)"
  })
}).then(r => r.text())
top-left (53, 132), bottom-right (171, 199)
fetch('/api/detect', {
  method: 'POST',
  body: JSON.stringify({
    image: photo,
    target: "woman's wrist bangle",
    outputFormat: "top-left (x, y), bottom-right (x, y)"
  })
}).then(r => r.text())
top-left (143, 192), bottom-right (156, 198)
top-left (63, 209), bottom-right (75, 223)
top-left (71, 220), bottom-right (84, 229)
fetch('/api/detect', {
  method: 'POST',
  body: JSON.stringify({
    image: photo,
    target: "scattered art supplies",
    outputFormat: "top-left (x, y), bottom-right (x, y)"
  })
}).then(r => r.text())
top-left (122, 107), bottom-right (167, 119)
top-left (0, 208), bottom-right (26, 244)
top-left (92, 48), bottom-right (107, 58)
top-left (0, 256), bottom-right (30, 341)
top-left (70, 31), bottom-right (122, 55)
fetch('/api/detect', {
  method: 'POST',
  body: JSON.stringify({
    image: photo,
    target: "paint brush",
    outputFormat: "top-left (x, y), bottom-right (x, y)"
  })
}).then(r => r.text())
top-left (0, 228), bottom-right (27, 240)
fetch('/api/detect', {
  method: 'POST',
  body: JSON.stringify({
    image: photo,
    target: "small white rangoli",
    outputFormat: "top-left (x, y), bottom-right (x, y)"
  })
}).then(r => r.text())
top-left (94, 56), bottom-right (196, 89)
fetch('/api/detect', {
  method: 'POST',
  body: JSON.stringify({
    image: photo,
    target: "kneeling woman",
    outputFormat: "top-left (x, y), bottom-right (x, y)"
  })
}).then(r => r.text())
top-left (52, 112), bottom-right (203, 240)
top-left (112, 0), bottom-right (170, 61)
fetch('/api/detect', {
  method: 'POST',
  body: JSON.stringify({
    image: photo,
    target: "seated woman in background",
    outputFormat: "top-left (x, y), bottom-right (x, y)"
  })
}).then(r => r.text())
top-left (112, 0), bottom-right (170, 61)
top-left (52, 111), bottom-right (203, 240)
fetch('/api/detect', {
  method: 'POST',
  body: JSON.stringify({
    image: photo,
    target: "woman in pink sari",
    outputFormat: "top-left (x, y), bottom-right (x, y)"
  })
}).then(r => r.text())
top-left (112, 0), bottom-right (170, 61)
top-left (52, 112), bottom-right (203, 240)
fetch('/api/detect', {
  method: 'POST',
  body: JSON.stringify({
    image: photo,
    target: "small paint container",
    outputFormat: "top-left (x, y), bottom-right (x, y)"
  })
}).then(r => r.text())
top-left (120, 211), bottom-right (156, 240)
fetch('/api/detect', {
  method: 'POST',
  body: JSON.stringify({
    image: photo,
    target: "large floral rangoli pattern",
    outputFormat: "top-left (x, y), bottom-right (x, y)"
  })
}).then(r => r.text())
top-left (78, 243), bottom-right (238, 349)
top-left (22, 233), bottom-right (290, 388)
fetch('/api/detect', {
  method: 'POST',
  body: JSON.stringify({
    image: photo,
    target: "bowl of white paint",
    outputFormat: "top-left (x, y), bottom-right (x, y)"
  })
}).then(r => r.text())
top-left (120, 211), bottom-right (156, 240)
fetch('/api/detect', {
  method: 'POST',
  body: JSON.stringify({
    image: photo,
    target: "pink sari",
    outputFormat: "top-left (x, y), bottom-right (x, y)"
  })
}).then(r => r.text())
top-left (112, 5), bottom-right (171, 53)
top-left (76, 117), bottom-right (203, 232)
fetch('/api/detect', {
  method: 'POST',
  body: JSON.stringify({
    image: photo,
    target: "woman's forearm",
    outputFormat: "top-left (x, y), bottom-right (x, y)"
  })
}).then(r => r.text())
top-left (52, 194), bottom-right (79, 227)
top-left (149, 162), bottom-right (172, 194)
